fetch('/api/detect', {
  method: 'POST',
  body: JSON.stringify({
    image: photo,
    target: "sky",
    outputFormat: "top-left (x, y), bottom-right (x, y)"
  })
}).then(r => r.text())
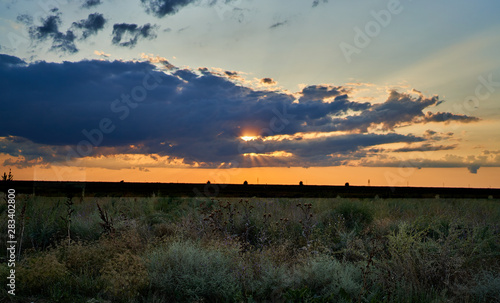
top-left (0, 0), bottom-right (499, 188)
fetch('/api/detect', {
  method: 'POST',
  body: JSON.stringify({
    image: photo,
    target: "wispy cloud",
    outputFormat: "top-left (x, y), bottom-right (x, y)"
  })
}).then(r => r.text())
top-left (27, 11), bottom-right (78, 53)
top-left (25, 11), bottom-right (107, 53)
top-left (81, 0), bottom-right (102, 9)
top-left (111, 23), bottom-right (158, 48)
top-left (140, 0), bottom-right (197, 17)
top-left (72, 13), bottom-right (106, 40)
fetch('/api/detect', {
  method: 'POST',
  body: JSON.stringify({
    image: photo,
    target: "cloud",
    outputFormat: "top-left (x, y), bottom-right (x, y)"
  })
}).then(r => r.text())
top-left (392, 143), bottom-right (457, 153)
top-left (94, 50), bottom-right (110, 57)
top-left (421, 111), bottom-right (480, 124)
top-left (312, 0), bottom-right (328, 7)
top-left (140, 0), bottom-right (196, 17)
top-left (0, 54), bottom-right (26, 68)
top-left (72, 13), bottom-right (106, 39)
top-left (0, 54), bottom-right (483, 169)
top-left (26, 12), bottom-right (106, 53)
top-left (299, 85), bottom-right (347, 102)
top-left (269, 20), bottom-right (288, 29)
top-left (28, 12), bottom-right (78, 53)
top-left (467, 164), bottom-right (480, 174)
top-left (358, 151), bottom-right (500, 174)
top-left (17, 14), bottom-right (33, 25)
top-left (322, 90), bottom-right (463, 133)
top-left (112, 23), bottom-right (158, 48)
top-left (81, 0), bottom-right (102, 8)
top-left (261, 78), bottom-right (276, 85)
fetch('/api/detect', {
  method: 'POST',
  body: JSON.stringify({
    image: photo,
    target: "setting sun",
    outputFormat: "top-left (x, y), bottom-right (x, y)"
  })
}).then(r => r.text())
top-left (241, 136), bottom-right (256, 141)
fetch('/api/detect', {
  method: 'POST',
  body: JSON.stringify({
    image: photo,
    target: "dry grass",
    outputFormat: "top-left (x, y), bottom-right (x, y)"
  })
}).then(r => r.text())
top-left (1, 194), bottom-right (499, 302)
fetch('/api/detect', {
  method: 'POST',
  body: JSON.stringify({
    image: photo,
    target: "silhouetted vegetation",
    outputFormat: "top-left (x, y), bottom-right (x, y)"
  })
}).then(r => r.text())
top-left (4, 180), bottom-right (498, 198)
top-left (1, 169), bottom-right (13, 181)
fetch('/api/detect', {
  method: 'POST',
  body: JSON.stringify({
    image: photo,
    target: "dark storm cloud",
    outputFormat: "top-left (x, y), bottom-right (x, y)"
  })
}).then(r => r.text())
top-left (72, 13), bottom-right (106, 39)
top-left (0, 54), bottom-right (26, 67)
top-left (28, 13), bottom-right (78, 53)
top-left (140, 0), bottom-right (197, 17)
top-left (112, 23), bottom-right (158, 47)
top-left (268, 133), bottom-right (424, 159)
top-left (0, 55), bottom-right (482, 168)
top-left (81, 0), bottom-right (102, 8)
top-left (323, 91), bottom-right (443, 133)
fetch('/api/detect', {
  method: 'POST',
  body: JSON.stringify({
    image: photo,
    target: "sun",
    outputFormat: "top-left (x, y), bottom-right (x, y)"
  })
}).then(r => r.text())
top-left (241, 136), bottom-right (256, 141)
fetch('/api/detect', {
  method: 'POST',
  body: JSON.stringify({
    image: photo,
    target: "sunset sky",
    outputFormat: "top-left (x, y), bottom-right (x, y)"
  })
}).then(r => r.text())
top-left (1, 0), bottom-right (499, 187)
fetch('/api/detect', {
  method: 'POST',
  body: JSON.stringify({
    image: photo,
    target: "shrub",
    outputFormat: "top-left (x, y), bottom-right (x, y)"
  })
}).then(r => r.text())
top-left (154, 196), bottom-right (188, 220)
top-left (289, 256), bottom-right (363, 302)
top-left (60, 240), bottom-right (108, 277)
top-left (334, 201), bottom-right (374, 231)
top-left (25, 199), bottom-right (62, 250)
top-left (381, 221), bottom-right (472, 298)
top-left (70, 211), bottom-right (102, 241)
top-left (147, 240), bottom-right (241, 302)
top-left (17, 252), bottom-right (70, 298)
top-left (236, 249), bottom-right (293, 301)
top-left (471, 271), bottom-right (500, 302)
top-left (100, 250), bottom-right (148, 302)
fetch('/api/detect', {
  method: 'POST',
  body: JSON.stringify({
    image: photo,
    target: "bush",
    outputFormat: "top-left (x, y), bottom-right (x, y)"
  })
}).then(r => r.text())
top-left (334, 201), bottom-right (374, 231)
top-left (471, 271), bottom-right (500, 302)
top-left (70, 211), bottom-right (102, 241)
top-left (381, 221), bottom-right (472, 299)
top-left (100, 250), bottom-right (148, 302)
top-left (17, 252), bottom-right (71, 299)
top-left (147, 240), bottom-right (241, 302)
top-left (289, 256), bottom-right (363, 301)
top-left (236, 249), bottom-right (293, 301)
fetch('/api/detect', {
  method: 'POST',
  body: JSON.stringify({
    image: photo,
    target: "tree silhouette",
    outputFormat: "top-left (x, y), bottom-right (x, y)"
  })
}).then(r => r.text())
top-left (243, 180), bottom-right (248, 185)
top-left (299, 181), bottom-right (304, 186)
top-left (345, 182), bottom-right (349, 187)
top-left (207, 180), bottom-right (211, 184)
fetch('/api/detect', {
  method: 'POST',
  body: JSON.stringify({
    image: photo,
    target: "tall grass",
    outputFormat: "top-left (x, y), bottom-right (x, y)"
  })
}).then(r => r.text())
top-left (0, 194), bottom-right (499, 302)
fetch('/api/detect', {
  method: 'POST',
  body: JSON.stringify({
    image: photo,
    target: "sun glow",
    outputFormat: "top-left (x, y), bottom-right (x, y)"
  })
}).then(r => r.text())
top-left (241, 136), bottom-right (256, 141)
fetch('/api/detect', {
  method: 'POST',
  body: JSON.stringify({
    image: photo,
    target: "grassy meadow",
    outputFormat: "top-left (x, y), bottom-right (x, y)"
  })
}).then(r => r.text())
top-left (1, 194), bottom-right (499, 302)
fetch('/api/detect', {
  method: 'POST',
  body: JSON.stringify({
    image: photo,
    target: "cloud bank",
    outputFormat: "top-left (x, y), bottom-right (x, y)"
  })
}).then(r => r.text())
top-left (0, 54), bottom-right (486, 171)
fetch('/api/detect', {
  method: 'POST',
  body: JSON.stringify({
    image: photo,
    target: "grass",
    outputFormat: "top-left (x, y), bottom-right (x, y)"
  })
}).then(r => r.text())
top-left (0, 194), bottom-right (499, 302)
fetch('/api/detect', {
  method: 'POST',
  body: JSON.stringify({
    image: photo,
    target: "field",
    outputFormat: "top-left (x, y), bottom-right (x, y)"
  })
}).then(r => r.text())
top-left (1, 194), bottom-right (500, 302)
